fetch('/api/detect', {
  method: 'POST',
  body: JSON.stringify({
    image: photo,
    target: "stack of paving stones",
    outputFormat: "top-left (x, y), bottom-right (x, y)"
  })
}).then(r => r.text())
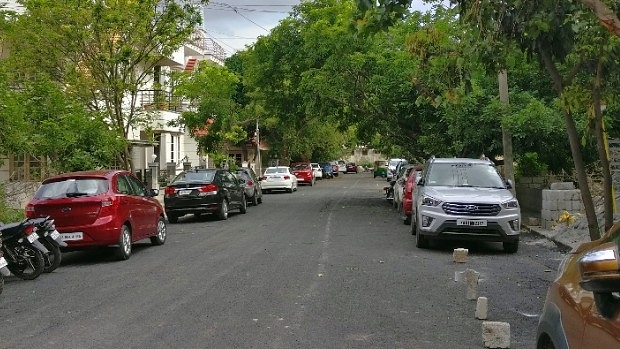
top-left (541, 182), bottom-right (582, 229)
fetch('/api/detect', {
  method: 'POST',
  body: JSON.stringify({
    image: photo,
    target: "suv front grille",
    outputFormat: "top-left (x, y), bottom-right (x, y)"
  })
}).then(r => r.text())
top-left (442, 202), bottom-right (501, 216)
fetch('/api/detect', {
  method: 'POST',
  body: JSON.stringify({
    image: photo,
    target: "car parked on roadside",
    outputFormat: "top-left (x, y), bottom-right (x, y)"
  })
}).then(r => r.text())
top-left (310, 162), bottom-right (323, 180)
top-left (262, 166), bottom-right (298, 193)
top-left (402, 165), bottom-right (423, 225)
top-left (412, 157), bottom-right (521, 253)
top-left (292, 163), bottom-right (315, 186)
top-left (536, 222), bottom-right (620, 349)
top-left (320, 162), bottom-right (334, 179)
top-left (387, 158), bottom-right (408, 181)
top-left (164, 168), bottom-right (247, 223)
top-left (393, 164), bottom-right (416, 212)
top-left (24, 170), bottom-right (167, 260)
top-left (337, 160), bottom-right (347, 174)
top-left (345, 162), bottom-right (358, 173)
top-left (234, 167), bottom-right (263, 206)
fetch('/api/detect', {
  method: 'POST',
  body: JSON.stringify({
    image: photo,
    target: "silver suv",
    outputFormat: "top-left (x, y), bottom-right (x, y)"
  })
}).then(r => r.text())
top-left (412, 157), bottom-right (521, 253)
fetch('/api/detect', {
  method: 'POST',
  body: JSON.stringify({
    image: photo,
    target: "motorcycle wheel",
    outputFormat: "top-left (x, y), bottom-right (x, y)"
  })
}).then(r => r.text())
top-left (41, 238), bottom-right (62, 273)
top-left (7, 244), bottom-right (45, 280)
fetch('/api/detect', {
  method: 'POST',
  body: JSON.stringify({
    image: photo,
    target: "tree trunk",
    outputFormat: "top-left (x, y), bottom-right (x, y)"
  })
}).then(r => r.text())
top-left (538, 43), bottom-right (601, 241)
top-left (593, 58), bottom-right (614, 232)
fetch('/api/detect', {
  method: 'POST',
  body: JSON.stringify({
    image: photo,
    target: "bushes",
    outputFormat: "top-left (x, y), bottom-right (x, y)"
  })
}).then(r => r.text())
top-left (516, 152), bottom-right (548, 177)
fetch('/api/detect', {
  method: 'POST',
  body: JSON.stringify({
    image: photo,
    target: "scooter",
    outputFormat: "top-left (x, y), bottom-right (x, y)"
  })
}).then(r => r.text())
top-left (31, 216), bottom-right (66, 273)
top-left (0, 219), bottom-right (46, 280)
top-left (384, 179), bottom-right (396, 202)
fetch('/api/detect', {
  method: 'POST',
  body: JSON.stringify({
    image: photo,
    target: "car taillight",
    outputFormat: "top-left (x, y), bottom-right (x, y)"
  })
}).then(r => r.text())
top-left (283, 175), bottom-right (290, 180)
top-left (198, 184), bottom-right (218, 196)
top-left (164, 187), bottom-right (176, 195)
top-left (246, 180), bottom-right (254, 187)
top-left (25, 204), bottom-right (35, 218)
top-left (100, 196), bottom-right (120, 213)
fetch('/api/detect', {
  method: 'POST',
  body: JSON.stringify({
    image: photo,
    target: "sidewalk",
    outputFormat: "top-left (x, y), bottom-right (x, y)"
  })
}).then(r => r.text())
top-left (522, 216), bottom-right (590, 251)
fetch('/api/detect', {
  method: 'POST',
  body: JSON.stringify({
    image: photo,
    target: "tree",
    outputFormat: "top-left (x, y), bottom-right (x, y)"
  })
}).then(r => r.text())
top-left (2, 0), bottom-right (205, 171)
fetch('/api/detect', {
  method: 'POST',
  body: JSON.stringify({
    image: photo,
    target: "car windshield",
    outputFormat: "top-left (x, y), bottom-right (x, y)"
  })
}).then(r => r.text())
top-left (35, 178), bottom-right (108, 199)
top-left (426, 163), bottom-right (505, 188)
top-left (293, 164), bottom-right (310, 170)
top-left (172, 171), bottom-right (216, 183)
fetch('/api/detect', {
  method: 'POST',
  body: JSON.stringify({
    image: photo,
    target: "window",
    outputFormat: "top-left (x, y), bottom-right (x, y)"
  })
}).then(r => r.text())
top-left (229, 153), bottom-right (242, 166)
top-left (170, 135), bottom-right (176, 162)
top-left (9, 154), bottom-right (48, 182)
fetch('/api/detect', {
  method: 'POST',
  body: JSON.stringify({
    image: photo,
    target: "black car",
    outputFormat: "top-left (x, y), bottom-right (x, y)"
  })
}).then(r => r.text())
top-left (163, 168), bottom-right (247, 223)
top-left (234, 167), bottom-right (263, 206)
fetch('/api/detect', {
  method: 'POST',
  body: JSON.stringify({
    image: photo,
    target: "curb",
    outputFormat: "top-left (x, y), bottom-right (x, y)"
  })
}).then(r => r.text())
top-left (521, 224), bottom-right (575, 252)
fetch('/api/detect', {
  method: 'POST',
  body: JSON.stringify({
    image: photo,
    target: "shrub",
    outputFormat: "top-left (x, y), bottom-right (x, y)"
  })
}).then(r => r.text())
top-left (516, 152), bottom-right (548, 177)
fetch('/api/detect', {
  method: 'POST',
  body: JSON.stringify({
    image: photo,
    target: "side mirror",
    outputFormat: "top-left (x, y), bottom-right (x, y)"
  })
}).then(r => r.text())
top-left (505, 179), bottom-right (513, 189)
top-left (149, 188), bottom-right (159, 197)
top-left (579, 242), bottom-right (620, 294)
top-left (580, 242), bottom-right (620, 318)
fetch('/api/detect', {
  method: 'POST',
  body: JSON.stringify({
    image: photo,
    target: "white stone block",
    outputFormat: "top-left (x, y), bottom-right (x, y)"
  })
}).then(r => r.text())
top-left (482, 321), bottom-right (510, 348)
top-left (476, 297), bottom-right (488, 320)
top-left (465, 269), bottom-right (480, 300)
top-left (550, 182), bottom-right (574, 190)
top-left (453, 248), bottom-right (468, 263)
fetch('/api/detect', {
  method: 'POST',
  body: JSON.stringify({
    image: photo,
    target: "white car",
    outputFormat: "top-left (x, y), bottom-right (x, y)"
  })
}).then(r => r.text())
top-left (261, 166), bottom-right (298, 193)
top-left (310, 163), bottom-right (323, 180)
top-left (337, 160), bottom-right (347, 173)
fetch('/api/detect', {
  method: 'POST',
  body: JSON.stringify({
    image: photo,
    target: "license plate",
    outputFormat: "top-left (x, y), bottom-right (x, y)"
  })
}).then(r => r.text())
top-left (0, 257), bottom-right (7, 269)
top-left (50, 230), bottom-right (60, 240)
top-left (178, 189), bottom-right (192, 196)
top-left (457, 219), bottom-right (487, 227)
top-left (61, 232), bottom-right (83, 241)
top-left (27, 233), bottom-right (39, 243)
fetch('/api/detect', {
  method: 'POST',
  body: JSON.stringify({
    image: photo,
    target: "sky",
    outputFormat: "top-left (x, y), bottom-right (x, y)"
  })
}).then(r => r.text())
top-left (202, 1), bottom-right (436, 57)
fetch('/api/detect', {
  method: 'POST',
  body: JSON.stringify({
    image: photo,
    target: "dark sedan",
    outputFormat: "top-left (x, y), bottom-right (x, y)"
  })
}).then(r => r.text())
top-left (164, 168), bottom-right (247, 223)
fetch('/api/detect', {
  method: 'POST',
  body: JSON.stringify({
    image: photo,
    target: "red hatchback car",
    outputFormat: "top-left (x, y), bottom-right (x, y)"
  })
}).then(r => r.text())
top-left (402, 165), bottom-right (423, 225)
top-left (25, 170), bottom-right (167, 260)
top-left (292, 163), bottom-right (315, 186)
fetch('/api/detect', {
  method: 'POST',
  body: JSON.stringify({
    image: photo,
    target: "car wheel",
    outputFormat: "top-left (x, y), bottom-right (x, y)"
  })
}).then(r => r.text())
top-left (251, 191), bottom-right (259, 206)
top-left (287, 187), bottom-right (293, 193)
top-left (257, 195), bottom-right (263, 204)
top-left (218, 200), bottom-right (229, 220)
top-left (239, 195), bottom-right (248, 214)
top-left (115, 225), bottom-right (132, 260)
top-left (150, 217), bottom-right (167, 246)
top-left (503, 240), bottom-right (519, 253)
top-left (415, 223), bottom-right (429, 248)
top-left (167, 214), bottom-right (178, 224)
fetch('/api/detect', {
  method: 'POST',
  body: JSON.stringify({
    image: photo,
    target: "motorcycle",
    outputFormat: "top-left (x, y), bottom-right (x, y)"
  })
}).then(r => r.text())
top-left (384, 179), bottom-right (396, 202)
top-left (0, 219), bottom-right (46, 280)
top-left (0, 238), bottom-right (10, 295)
top-left (31, 216), bottom-right (66, 273)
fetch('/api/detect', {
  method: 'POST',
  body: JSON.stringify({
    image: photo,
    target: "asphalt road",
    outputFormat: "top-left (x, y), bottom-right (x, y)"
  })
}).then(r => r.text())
top-left (0, 172), bottom-right (568, 349)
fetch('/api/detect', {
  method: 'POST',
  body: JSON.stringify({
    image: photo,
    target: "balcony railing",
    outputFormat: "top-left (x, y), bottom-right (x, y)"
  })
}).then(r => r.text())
top-left (137, 89), bottom-right (193, 112)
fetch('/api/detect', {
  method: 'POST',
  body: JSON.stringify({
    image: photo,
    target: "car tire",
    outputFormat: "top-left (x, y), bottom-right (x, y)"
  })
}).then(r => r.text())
top-left (167, 214), bottom-right (178, 224)
top-left (239, 195), bottom-right (247, 214)
top-left (115, 225), bottom-right (132, 260)
top-left (150, 217), bottom-right (167, 246)
top-left (257, 195), bottom-right (263, 204)
top-left (415, 223), bottom-right (429, 248)
top-left (251, 191), bottom-right (259, 206)
top-left (503, 240), bottom-right (519, 253)
top-left (218, 200), bottom-right (229, 220)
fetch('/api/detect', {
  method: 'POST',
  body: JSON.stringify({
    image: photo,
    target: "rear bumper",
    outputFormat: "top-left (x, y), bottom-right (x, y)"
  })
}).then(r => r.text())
top-left (58, 216), bottom-right (121, 249)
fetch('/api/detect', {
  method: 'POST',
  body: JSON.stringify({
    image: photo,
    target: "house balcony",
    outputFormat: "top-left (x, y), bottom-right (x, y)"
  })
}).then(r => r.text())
top-left (137, 89), bottom-right (192, 113)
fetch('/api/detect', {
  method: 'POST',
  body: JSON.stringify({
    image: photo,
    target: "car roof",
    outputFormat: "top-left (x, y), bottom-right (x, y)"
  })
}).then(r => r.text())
top-left (430, 157), bottom-right (494, 165)
top-left (42, 169), bottom-right (128, 183)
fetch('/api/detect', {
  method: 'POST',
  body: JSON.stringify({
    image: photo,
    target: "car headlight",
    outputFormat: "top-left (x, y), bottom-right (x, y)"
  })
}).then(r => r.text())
top-left (421, 195), bottom-right (442, 207)
top-left (502, 199), bottom-right (519, 209)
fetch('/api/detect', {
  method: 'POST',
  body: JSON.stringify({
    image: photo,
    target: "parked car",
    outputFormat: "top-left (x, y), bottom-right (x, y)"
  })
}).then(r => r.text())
top-left (345, 162), bottom-right (358, 173)
top-left (393, 164), bottom-right (416, 212)
top-left (320, 162), bottom-right (334, 179)
top-left (536, 222), bottom-right (620, 349)
top-left (412, 157), bottom-right (521, 253)
top-left (292, 163), bottom-right (315, 186)
top-left (402, 165), bottom-right (423, 225)
top-left (164, 168), bottom-right (247, 223)
top-left (262, 166), bottom-right (298, 193)
top-left (337, 160), bottom-right (347, 174)
top-left (310, 162), bottom-right (323, 180)
top-left (234, 167), bottom-right (263, 206)
top-left (24, 170), bottom-right (167, 260)
top-left (387, 158), bottom-right (408, 181)
top-left (330, 161), bottom-right (339, 177)
top-left (373, 160), bottom-right (388, 178)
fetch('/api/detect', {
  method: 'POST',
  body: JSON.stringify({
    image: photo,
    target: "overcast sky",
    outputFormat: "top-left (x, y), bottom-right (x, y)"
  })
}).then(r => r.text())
top-left (203, 1), bottom-right (436, 57)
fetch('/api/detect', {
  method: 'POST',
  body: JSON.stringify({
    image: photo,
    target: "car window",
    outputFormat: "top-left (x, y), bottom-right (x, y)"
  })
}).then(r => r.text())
top-left (124, 175), bottom-right (148, 197)
top-left (35, 178), bottom-right (108, 199)
top-left (173, 171), bottom-right (216, 183)
top-left (293, 164), bottom-right (310, 170)
top-left (427, 163), bottom-right (505, 188)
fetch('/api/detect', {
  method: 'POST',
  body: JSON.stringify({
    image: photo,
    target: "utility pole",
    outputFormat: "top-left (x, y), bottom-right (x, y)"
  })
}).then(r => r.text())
top-left (256, 119), bottom-right (261, 176)
top-left (499, 70), bottom-right (516, 195)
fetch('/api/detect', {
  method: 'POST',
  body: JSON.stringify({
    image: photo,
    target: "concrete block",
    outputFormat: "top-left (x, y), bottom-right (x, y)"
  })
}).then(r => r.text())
top-left (482, 321), bottom-right (511, 348)
top-left (455, 270), bottom-right (464, 282)
top-left (476, 297), bottom-right (488, 320)
top-left (453, 248), bottom-right (468, 263)
top-left (527, 217), bottom-right (540, 226)
top-left (550, 182), bottom-right (574, 190)
top-left (465, 269), bottom-right (480, 300)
